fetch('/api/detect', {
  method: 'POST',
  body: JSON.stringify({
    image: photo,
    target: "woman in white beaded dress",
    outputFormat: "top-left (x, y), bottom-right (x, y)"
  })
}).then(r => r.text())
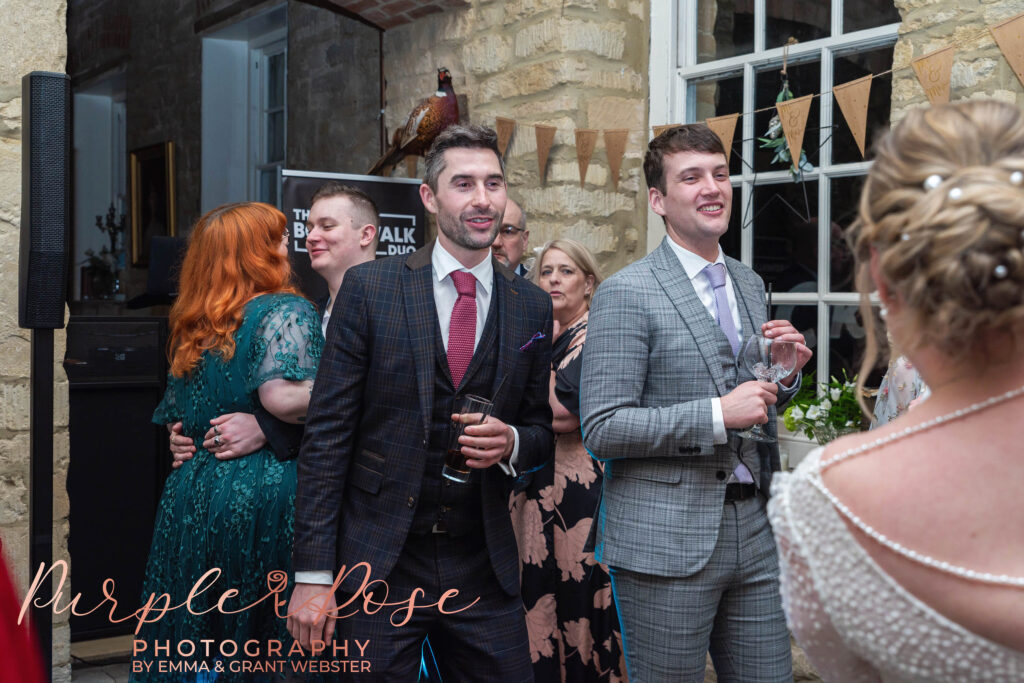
top-left (768, 99), bottom-right (1024, 681)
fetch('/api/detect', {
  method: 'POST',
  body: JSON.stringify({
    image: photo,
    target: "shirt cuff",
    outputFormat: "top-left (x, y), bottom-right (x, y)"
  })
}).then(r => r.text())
top-left (711, 398), bottom-right (727, 444)
top-left (295, 570), bottom-right (334, 585)
top-left (497, 425), bottom-right (520, 477)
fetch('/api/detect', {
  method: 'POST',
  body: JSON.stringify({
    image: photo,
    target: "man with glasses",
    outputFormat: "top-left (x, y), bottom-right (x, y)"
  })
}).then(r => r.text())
top-left (491, 198), bottom-right (530, 276)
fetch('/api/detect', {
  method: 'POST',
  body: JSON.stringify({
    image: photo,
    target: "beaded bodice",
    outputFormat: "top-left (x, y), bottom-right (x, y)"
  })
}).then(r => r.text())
top-left (768, 447), bottom-right (1024, 682)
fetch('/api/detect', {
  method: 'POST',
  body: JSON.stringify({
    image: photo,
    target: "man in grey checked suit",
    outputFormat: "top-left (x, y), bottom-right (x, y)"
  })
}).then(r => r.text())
top-left (581, 125), bottom-right (811, 681)
top-left (286, 124), bottom-right (554, 680)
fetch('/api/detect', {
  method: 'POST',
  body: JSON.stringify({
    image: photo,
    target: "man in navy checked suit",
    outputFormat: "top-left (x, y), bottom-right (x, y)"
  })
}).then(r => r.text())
top-left (287, 124), bottom-right (554, 680)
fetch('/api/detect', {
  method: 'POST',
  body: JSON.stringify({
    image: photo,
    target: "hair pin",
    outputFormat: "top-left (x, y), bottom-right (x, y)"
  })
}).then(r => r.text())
top-left (900, 233), bottom-right (911, 241)
top-left (948, 187), bottom-right (963, 201)
top-left (1011, 170), bottom-right (1023, 186)
top-left (923, 174), bottom-right (943, 191)
top-left (994, 264), bottom-right (1009, 279)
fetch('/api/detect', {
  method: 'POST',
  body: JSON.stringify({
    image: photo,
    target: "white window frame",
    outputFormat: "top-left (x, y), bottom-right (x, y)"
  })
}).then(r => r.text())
top-left (650, 0), bottom-right (899, 383)
top-left (248, 30), bottom-right (287, 204)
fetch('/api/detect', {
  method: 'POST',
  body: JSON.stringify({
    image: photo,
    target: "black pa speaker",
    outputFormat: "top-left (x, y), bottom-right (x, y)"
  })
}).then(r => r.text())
top-left (19, 71), bottom-right (71, 330)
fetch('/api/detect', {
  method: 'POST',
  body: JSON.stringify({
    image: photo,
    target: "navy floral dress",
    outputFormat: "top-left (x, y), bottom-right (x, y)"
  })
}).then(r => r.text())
top-left (132, 293), bottom-right (322, 681)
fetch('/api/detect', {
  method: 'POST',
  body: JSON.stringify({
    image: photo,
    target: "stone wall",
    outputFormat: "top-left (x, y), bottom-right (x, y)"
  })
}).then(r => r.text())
top-left (287, 1), bottom-right (384, 174)
top-left (892, 0), bottom-right (1024, 119)
top-left (0, 1), bottom-right (72, 679)
top-left (381, 0), bottom-right (650, 275)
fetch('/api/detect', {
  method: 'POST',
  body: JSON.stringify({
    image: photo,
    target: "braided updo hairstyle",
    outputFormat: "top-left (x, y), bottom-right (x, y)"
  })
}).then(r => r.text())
top-left (849, 100), bottom-right (1024, 404)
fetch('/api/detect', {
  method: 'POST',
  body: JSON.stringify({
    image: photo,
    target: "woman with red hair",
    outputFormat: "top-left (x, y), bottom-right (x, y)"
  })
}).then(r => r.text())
top-left (132, 203), bottom-right (322, 680)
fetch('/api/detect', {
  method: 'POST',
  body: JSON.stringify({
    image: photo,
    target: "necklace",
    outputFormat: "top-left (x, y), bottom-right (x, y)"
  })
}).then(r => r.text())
top-left (809, 380), bottom-right (1024, 589)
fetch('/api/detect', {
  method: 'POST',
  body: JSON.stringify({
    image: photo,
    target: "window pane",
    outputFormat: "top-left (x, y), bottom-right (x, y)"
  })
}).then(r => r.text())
top-left (697, 0), bottom-right (754, 64)
top-left (828, 304), bottom-right (887, 388)
top-left (259, 167), bottom-right (278, 206)
top-left (267, 111), bottom-right (285, 162)
top-left (770, 302), bottom-right (818, 361)
top-left (752, 180), bottom-right (819, 293)
top-left (267, 52), bottom-right (285, 109)
top-left (722, 186), bottom-right (742, 261)
top-left (766, 0), bottom-right (829, 49)
top-left (689, 73), bottom-right (744, 175)
top-left (832, 47), bottom-right (894, 164)
top-left (843, 0), bottom-right (900, 34)
top-left (754, 60), bottom-right (821, 173)
top-left (828, 175), bottom-right (864, 292)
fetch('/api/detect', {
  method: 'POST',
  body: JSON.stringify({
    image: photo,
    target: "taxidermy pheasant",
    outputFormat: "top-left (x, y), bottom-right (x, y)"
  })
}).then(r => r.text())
top-left (367, 68), bottom-right (459, 176)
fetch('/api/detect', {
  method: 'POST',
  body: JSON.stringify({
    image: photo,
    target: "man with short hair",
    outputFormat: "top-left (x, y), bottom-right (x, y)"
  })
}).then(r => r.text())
top-left (492, 198), bottom-right (530, 276)
top-left (581, 124), bottom-right (811, 681)
top-left (167, 183), bottom-right (379, 462)
top-left (287, 124), bottom-right (553, 680)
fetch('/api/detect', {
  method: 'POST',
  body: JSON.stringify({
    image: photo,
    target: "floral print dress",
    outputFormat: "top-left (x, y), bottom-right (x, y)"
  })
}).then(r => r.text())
top-left (870, 355), bottom-right (929, 429)
top-left (510, 312), bottom-right (628, 682)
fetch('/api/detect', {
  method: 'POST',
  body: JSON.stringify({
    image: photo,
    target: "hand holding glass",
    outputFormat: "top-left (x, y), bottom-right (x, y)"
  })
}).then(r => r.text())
top-left (443, 394), bottom-right (494, 483)
top-left (735, 334), bottom-right (798, 443)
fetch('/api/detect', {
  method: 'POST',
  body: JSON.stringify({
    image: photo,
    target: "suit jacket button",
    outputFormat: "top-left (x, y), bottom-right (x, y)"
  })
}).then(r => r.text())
top-left (716, 470), bottom-right (726, 480)
top-left (407, 497), bottom-right (415, 508)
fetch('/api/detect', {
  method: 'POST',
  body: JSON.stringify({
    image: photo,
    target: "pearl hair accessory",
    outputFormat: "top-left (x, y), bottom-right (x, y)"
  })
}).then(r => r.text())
top-left (923, 174), bottom-right (943, 190)
top-left (948, 187), bottom-right (963, 201)
top-left (994, 264), bottom-right (1009, 279)
top-left (1011, 170), bottom-right (1023, 186)
top-left (900, 233), bottom-right (910, 241)
top-left (813, 380), bottom-right (1024, 588)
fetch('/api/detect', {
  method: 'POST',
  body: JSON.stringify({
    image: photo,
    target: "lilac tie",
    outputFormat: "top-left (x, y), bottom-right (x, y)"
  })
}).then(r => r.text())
top-left (448, 271), bottom-right (477, 387)
top-left (704, 263), bottom-right (740, 356)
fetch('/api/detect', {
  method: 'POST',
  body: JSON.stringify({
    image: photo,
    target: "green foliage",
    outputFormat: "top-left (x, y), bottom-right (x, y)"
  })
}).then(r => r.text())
top-left (782, 370), bottom-right (864, 444)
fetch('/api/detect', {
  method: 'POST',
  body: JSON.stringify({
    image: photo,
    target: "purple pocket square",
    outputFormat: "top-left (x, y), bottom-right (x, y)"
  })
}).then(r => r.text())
top-left (519, 332), bottom-right (546, 351)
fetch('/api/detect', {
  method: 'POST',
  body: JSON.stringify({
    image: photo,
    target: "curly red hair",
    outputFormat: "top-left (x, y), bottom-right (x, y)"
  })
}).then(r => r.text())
top-left (168, 202), bottom-right (301, 377)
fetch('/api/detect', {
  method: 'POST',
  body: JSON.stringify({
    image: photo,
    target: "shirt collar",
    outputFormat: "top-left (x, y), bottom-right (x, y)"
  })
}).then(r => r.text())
top-left (432, 240), bottom-right (494, 294)
top-left (665, 237), bottom-right (725, 281)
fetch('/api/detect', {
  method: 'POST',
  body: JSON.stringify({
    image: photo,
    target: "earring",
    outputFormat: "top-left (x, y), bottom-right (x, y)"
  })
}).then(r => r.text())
top-left (879, 305), bottom-right (888, 320)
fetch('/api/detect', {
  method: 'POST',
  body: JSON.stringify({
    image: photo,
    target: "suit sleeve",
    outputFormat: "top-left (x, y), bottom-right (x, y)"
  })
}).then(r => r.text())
top-left (253, 404), bottom-right (304, 461)
top-left (508, 300), bottom-right (555, 477)
top-left (292, 272), bottom-right (370, 573)
top-left (581, 275), bottom-right (716, 461)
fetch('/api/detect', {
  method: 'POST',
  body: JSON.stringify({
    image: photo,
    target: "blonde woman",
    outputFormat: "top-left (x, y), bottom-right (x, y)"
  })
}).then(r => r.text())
top-left (769, 100), bottom-right (1024, 680)
top-left (511, 239), bottom-right (627, 681)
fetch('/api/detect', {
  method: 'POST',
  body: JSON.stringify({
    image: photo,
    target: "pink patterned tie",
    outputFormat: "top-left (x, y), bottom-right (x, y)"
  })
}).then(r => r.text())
top-left (447, 270), bottom-right (477, 387)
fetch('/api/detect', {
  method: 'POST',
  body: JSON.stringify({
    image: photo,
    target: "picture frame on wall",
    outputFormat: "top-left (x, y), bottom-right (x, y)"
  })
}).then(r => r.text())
top-left (130, 141), bottom-right (176, 266)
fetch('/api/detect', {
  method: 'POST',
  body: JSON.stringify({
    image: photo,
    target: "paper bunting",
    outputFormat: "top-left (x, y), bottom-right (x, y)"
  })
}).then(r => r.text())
top-left (833, 75), bottom-right (873, 157)
top-left (705, 113), bottom-right (739, 164)
top-left (496, 117), bottom-right (516, 157)
top-left (990, 14), bottom-right (1024, 89)
top-left (652, 124), bottom-right (678, 138)
top-left (604, 129), bottom-right (628, 186)
top-left (912, 46), bottom-right (955, 104)
top-left (535, 125), bottom-right (556, 181)
top-left (575, 129), bottom-right (598, 188)
top-left (776, 94), bottom-right (813, 172)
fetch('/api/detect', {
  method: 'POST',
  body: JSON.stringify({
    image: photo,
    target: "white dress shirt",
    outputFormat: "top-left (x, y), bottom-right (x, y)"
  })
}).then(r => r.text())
top-left (665, 238), bottom-right (742, 446)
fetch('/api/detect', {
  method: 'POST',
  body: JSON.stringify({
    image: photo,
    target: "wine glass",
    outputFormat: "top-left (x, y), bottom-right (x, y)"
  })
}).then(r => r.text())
top-left (735, 334), bottom-right (798, 443)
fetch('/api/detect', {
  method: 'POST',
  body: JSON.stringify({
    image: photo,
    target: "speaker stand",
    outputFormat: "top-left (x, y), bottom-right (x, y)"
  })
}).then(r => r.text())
top-left (30, 328), bottom-right (53, 672)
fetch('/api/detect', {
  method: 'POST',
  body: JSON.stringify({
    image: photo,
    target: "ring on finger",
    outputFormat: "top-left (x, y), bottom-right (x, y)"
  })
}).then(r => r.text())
top-left (214, 435), bottom-right (222, 446)
top-left (213, 425), bottom-right (221, 435)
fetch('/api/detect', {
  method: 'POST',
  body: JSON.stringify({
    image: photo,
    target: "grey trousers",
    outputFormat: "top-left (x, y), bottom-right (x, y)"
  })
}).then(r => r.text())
top-left (609, 495), bottom-right (792, 682)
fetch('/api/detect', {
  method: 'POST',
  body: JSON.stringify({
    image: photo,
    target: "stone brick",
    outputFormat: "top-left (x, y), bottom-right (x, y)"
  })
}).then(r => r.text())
top-left (519, 184), bottom-right (636, 217)
top-left (0, 1), bottom-right (67, 83)
top-left (544, 159), bottom-right (609, 187)
top-left (0, 335), bottom-right (29, 379)
top-left (586, 96), bottom-right (645, 131)
top-left (0, 475), bottom-right (28, 525)
top-left (951, 57), bottom-right (999, 89)
top-left (0, 433), bottom-right (29, 476)
top-left (462, 34), bottom-right (514, 75)
top-left (0, 383), bottom-right (30, 432)
top-left (514, 18), bottom-right (627, 61)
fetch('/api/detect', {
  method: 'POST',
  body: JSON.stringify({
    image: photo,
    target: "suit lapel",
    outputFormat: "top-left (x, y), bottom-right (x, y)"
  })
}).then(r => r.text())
top-left (650, 239), bottom-right (729, 397)
top-left (403, 243), bottom-right (440, 440)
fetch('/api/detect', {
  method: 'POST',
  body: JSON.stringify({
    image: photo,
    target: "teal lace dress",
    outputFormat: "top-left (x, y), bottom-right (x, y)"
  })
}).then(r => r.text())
top-left (132, 293), bottom-right (322, 681)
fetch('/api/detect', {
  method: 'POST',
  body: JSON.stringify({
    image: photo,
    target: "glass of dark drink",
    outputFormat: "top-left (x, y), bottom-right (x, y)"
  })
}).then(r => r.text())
top-left (443, 394), bottom-right (494, 483)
